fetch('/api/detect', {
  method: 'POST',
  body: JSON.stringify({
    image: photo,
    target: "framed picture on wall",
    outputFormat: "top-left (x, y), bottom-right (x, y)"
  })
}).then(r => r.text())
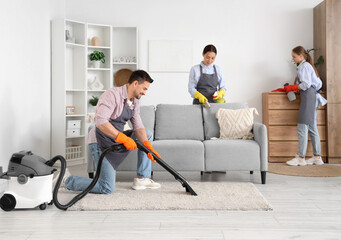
top-left (66, 106), bottom-right (76, 115)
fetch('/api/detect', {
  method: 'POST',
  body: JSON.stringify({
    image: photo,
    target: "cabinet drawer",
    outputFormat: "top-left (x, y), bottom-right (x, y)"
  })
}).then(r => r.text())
top-left (67, 120), bottom-right (81, 129)
top-left (269, 126), bottom-right (326, 141)
top-left (268, 110), bottom-right (326, 125)
top-left (269, 141), bottom-right (327, 157)
top-left (267, 93), bottom-right (326, 110)
top-left (67, 129), bottom-right (80, 137)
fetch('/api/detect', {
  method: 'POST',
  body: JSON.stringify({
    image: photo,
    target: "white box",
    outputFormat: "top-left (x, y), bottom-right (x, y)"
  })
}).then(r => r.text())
top-left (67, 129), bottom-right (80, 137)
top-left (67, 120), bottom-right (81, 129)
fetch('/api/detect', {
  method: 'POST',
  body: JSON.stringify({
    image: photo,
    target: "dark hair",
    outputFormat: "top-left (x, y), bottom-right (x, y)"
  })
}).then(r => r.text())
top-left (128, 70), bottom-right (154, 84)
top-left (292, 46), bottom-right (319, 78)
top-left (203, 44), bottom-right (217, 55)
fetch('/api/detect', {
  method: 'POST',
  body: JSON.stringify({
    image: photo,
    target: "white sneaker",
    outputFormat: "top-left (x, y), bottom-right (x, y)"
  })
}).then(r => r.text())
top-left (132, 178), bottom-right (161, 190)
top-left (306, 156), bottom-right (324, 165)
top-left (53, 168), bottom-right (71, 188)
top-left (286, 155), bottom-right (307, 166)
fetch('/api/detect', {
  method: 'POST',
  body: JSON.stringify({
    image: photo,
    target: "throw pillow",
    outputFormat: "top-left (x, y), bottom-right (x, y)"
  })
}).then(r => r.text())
top-left (216, 108), bottom-right (259, 139)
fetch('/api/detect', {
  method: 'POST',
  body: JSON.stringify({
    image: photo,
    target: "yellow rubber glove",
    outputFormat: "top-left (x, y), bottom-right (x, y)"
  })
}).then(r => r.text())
top-left (213, 89), bottom-right (225, 100)
top-left (194, 91), bottom-right (208, 104)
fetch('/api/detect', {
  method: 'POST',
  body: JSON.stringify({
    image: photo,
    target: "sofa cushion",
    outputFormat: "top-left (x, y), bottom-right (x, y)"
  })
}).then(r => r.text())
top-left (128, 105), bottom-right (155, 135)
top-left (154, 104), bottom-right (204, 140)
top-left (152, 140), bottom-right (205, 171)
top-left (202, 102), bottom-right (248, 140)
top-left (217, 108), bottom-right (258, 139)
top-left (204, 139), bottom-right (260, 171)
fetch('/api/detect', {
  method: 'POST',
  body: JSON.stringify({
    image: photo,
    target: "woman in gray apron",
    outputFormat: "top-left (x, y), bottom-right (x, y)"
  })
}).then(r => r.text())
top-left (188, 44), bottom-right (227, 105)
top-left (285, 46), bottom-right (327, 166)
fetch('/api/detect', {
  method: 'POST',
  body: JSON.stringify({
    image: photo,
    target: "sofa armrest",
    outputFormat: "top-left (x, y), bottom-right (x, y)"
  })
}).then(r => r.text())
top-left (253, 122), bottom-right (268, 171)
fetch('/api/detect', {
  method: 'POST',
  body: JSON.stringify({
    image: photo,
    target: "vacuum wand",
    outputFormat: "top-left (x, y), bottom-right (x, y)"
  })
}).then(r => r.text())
top-left (135, 140), bottom-right (197, 196)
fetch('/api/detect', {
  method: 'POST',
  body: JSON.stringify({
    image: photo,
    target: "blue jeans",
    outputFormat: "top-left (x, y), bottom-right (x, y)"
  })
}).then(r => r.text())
top-left (297, 99), bottom-right (321, 158)
top-left (65, 130), bottom-right (153, 194)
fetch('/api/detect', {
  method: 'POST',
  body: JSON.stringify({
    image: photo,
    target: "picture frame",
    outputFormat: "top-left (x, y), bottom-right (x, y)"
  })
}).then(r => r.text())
top-left (66, 106), bottom-right (76, 115)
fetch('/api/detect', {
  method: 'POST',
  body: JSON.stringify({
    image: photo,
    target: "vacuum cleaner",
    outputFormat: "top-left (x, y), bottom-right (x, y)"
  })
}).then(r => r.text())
top-left (0, 140), bottom-right (197, 211)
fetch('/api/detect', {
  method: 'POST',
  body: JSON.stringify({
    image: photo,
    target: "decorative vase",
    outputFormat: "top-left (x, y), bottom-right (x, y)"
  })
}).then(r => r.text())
top-left (91, 36), bottom-right (100, 46)
top-left (92, 61), bottom-right (100, 68)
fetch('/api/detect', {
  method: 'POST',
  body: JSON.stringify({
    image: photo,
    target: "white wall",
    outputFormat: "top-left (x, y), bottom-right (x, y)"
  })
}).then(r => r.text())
top-left (66, 0), bottom-right (323, 114)
top-left (0, 0), bottom-right (323, 181)
top-left (0, 0), bottom-right (65, 180)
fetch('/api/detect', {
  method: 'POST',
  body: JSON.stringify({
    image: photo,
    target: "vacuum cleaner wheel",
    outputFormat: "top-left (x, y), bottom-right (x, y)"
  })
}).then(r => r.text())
top-left (0, 194), bottom-right (16, 211)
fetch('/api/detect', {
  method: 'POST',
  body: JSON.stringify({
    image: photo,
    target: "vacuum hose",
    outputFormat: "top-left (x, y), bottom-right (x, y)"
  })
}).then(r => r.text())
top-left (46, 144), bottom-right (125, 210)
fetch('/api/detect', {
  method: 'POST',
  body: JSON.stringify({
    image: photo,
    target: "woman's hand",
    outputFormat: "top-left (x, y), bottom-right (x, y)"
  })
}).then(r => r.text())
top-left (194, 91), bottom-right (208, 103)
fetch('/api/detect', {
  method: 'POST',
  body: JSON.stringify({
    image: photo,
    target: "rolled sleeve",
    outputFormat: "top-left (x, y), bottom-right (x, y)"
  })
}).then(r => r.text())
top-left (95, 90), bottom-right (117, 127)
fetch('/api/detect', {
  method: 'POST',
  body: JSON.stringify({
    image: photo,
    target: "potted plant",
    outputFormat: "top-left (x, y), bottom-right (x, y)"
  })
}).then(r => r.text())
top-left (89, 51), bottom-right (105, 68)
top-left (89, 96), bottom-right (99, 106)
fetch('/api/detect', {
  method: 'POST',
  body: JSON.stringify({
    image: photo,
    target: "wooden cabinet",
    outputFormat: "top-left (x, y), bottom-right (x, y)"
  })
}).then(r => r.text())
top-left (262, 92), bottom-right (327, 163)
top-left (314, 0), bottom-right (341, 163)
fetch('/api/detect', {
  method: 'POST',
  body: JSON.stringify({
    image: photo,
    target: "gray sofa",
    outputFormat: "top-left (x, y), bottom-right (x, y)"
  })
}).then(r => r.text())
top-left (102, 102), bottom-right (268, 184)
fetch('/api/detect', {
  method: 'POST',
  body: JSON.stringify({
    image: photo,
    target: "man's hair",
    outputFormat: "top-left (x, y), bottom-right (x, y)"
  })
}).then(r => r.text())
top-left (128, 70), bottom-right (154, 84)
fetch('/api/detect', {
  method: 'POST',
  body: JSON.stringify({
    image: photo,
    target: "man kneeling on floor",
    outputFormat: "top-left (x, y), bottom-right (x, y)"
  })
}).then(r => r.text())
top-left (61, 70), bottom-right (161, 193)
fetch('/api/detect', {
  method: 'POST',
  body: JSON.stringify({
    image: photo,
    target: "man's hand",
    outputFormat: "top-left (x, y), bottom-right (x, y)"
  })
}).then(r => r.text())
top-left (284, 84), bottom-right (299, 93)
top-left (143, 140), bottom-right (161, 163)
top-left (115, 132), bottom-right (137, 150)
top-left (194, 91), bottom-right (208, 104)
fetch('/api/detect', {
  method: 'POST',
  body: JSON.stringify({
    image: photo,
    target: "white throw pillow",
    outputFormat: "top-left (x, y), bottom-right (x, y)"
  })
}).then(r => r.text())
top-left (216, 108), bottom-right (259, 139)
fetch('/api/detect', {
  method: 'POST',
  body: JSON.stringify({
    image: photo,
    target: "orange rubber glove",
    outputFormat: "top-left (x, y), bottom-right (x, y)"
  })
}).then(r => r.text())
top-left (143, 140), bottom-right (161, 163)
top-left (284, 84), bottom-right (299, 93)
top-left (271, 88), bottom-right (286, 92)
top-left (115, 132), bottom-right (137, 150)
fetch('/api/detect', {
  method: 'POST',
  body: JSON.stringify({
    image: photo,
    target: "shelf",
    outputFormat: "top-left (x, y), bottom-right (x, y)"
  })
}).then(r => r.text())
top-left (66, 135), bottom-right (85, 139)
top-left (87, 68), bottom-right (111, 71)
top-left (88, 90), bottom-right (106, 92)
top-left (88, 46), bottom-right (110, 49)
top-left (66, 89), bottom-right (85, 92)
top-left (113, 62), bottom-right (137, 65)
top-left (65, 114), bottom-right (86, 117)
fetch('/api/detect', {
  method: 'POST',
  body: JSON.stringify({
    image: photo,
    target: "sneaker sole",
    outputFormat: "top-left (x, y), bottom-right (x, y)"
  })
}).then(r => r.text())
top-left (307, 162), bottom-right (324, 166)
top-left (132, 185), bottom-right (160, 190)
top-left (286, 162), bottom-right (307, 166)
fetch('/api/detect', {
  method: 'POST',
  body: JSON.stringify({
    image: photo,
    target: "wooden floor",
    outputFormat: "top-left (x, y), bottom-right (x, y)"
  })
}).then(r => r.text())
top-left (1, 164), bottom-right (341, 240)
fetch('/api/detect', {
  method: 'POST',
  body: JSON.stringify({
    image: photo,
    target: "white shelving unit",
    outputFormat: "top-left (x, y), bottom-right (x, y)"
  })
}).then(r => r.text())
top-left (52, 19), bottom-right (138, 166)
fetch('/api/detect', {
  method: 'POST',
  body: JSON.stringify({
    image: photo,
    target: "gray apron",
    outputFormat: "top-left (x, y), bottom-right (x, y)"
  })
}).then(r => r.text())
top-left (298, 83), bottom-right (317, 125)
top-left (193, 65), bottom-right (218, 104)
top-left (95, 100), bottom-right (136, 169)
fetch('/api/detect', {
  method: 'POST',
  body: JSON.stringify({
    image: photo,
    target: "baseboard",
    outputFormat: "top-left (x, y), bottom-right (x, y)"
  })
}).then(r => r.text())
top-left (328, 157), bottom-right (341, 164)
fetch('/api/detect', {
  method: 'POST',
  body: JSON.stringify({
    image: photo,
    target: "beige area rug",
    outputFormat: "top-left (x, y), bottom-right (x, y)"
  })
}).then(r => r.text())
top-left (58, 182), bottom-right (272, 211)
top-left (269, 163), bottom-right (341, 177)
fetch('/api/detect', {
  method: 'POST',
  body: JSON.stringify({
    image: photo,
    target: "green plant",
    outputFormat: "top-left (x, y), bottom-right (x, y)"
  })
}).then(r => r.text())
top-left (89, 51), bottom-right (105, 63)
top-left (307, 48), bottom-right (325, 66)
top-left (89, 96), bottom-right (99, 106)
